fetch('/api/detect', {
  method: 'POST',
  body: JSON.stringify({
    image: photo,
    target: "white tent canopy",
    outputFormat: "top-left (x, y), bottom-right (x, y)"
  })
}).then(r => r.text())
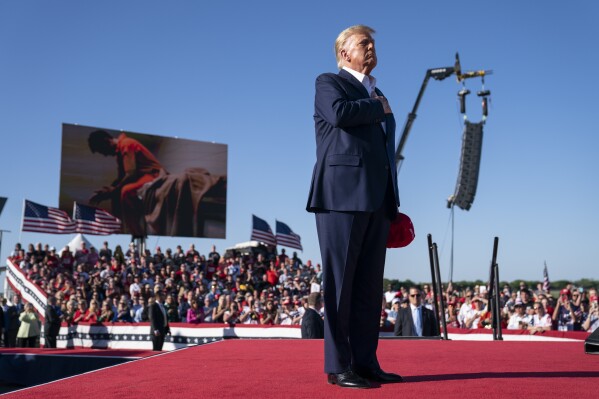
top-left (59, 233), bottom-right (94, 255)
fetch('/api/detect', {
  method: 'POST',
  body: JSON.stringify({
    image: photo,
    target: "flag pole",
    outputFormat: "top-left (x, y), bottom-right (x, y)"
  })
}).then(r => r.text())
top-left (19, 199), bottom-right (26, 244)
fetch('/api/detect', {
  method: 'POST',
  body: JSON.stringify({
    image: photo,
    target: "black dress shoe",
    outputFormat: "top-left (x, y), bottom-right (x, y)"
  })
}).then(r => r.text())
top-left (357, 368), bottom-right (404, 383)
top-left (327, 371), bottom-right (371, 389)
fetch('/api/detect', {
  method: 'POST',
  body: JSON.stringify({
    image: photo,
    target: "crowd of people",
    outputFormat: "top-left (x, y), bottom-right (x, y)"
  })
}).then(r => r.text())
top-left (1, 240), bottom-right (597, 349)
top-left (2, 240), bottom-right (325, 348)
top-left (383, 280), bottom-right (599, 334)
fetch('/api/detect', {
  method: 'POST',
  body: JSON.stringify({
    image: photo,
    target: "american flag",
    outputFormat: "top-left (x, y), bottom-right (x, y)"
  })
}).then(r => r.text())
top-left (276, 220), bottom-right (302, 250)
top-left (542, 261), bottom-right (551, 293)
top-left (73, 202), bottom-right (121, 235)
top-left (250, 215), bottom-right (276, 246)
top-left (22, 200), bottom-right (76, 234)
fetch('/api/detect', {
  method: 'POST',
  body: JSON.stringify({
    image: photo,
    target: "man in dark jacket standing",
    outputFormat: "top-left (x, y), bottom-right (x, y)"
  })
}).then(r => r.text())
top-left (44, 296), bottom-right (62, 348)
top-left (306, 25), bottom-right (402, 389)
top-left (149, 292), bottom-right (170, 351)
top-left (2, 297), bottom-right (19, 347)
top-left (394, 287), bottom-right (439, 337)
top-left (301, 292), bottom-right (324, 339)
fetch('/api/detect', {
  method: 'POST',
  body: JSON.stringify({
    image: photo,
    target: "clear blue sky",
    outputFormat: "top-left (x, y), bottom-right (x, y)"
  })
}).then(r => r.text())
top-left (1, 1), bottom-right (598, 284)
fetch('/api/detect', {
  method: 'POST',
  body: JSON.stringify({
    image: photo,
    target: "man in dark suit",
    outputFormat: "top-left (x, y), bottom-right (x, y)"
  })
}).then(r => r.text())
top-left (149, 292), bottom-right (170, 351)
top-left (2, 297), bottom-right (19, 347)
top-left (301, 292), bottom-right (324, 339)
top-left (307, 25), bottom-right (402, 389)
top-left (394, 287), bottom-right (440, 337)
top-left (44, 296), bottom-right (62, 348)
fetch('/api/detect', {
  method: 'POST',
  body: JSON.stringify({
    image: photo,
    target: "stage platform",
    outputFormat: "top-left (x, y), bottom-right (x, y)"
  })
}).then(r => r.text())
top-left (0, 348), bottom-right (156, 387)
top-left (1, 339), bottom-right (597, 399)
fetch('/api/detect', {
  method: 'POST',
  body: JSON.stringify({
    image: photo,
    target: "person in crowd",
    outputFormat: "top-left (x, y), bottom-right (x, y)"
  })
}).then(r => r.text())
top-left (84, 300), bottom-right (100, 323)
top-left (384, 284), bottom-right (398, 305)
top-left (17, 303), bottom-right (40, 348)
top-left (129, 276), bottom-right (142, 298)
top-left (164, 294), bottom-right (179, 322)
top-left (507, 303), bottom-right (528, 330)
top-left (239, 301), bottom-right (260, 325)
top-left (212, 295), bottom-right (229, 323)
top-left (223, 302), bottom-right (241, 325)
top-left (133, 297), bottom-right (149, 322)
top-left (582, 296), bottom-right (599, 332)
top-left (99, 241), bottom-right (112, 261)
top-left (464, 297), bottom-right (491, 329)
top-left (553, 288), bottom-right (578, 331)
top-left (116, 299), bottom-right (133, 323)
top-left (445, 301), bottom-right (460, 328)
top-left (260, 299), bottom-right (279, 325)
top-left (301, 292), bottom-right (324, 339)
top-left (72, 300), bottom-right (88, 324)
top-left (571, 288), bottom-right (583, 307)
top-left (44, 296), bottom-right (61, 348)
top-left (528, 303), bottom-right (552, 334)
top-left (386, 297), bottom-right (400, 326)
top-left (130, 296), bottom-right (143, 319)
top-left (201, 296), bottom-right (214, 323)
top-left (186, 300), bottom-right (204, 324)
top-left (458, 290), bottom-right (475, 327)
top-left (62, 300), bottom-right (77, 326)
top-left (149, 291), bottom-right (170, 351)
top-left (519, 289), bottom-right (534, 309)
top-left (394, 287), bottom-right (439, 337)
top-left (99, 301), bottom-right (115, 323)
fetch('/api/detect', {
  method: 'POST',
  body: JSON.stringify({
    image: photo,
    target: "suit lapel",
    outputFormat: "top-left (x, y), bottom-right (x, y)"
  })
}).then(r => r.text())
top-left (338, 69), bottom-right (370, 98)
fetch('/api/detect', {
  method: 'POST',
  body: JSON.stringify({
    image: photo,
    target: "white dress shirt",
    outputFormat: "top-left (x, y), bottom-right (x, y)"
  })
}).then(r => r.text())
top-left (342, 66), bottom-right (387, 133)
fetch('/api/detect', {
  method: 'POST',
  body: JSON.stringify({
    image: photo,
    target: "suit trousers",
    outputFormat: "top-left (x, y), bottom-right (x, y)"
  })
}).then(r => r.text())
top-left (44, 334), bottom-right (57, 349)
top-left (152, 333), bottom-right (165, 351)
top-left (315, 180), bottom-right (394, 374)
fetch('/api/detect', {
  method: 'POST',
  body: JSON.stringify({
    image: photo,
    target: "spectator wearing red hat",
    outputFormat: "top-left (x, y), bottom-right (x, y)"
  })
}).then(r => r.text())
top-left (553, 288), bottom-right (578, 331)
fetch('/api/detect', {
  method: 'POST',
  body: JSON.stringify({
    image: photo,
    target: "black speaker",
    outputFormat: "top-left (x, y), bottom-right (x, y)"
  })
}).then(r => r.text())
top-left (0, 196), bottom-right (6, 216)
top-left (584, 328), bottom-right (599, 354)
top-left (448, 121), bottom-right (483, 211)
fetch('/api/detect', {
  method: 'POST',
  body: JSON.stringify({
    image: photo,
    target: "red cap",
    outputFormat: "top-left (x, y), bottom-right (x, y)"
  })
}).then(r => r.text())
top-left (386, 213), bottom-right (415, 248)
top-left (560, 289), bottom-right (571, 296)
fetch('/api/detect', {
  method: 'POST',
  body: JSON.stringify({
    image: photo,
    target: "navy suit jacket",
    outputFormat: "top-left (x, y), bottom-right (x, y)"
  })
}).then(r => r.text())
top-left (301, 307), bottom-right (324, 339)
top-left (394, 306), bottom-right (440, 337)
top-left (307, 69), bottom-right (399, 213)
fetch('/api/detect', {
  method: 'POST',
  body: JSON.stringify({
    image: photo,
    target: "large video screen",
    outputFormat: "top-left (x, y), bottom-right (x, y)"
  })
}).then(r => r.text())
top-left (59, 123), bottom-right (227, 238)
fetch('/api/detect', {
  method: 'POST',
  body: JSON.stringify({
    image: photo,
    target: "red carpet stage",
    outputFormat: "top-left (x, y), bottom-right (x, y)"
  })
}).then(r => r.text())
top-left (3, 339), bottom-right (597, 399)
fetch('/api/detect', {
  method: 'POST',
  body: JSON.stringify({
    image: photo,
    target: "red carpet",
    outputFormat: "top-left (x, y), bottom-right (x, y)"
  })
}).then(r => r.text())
top-left (3, 340), bottom-right (597, 399)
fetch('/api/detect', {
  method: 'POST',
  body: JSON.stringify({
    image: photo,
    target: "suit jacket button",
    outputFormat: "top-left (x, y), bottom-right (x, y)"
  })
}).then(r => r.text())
top-left (385, 165), bottom-right (389, 170)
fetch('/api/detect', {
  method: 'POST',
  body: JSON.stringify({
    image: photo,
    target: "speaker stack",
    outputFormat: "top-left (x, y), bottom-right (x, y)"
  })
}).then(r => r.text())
top-left (448, 121), bottom-right (483, 211)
